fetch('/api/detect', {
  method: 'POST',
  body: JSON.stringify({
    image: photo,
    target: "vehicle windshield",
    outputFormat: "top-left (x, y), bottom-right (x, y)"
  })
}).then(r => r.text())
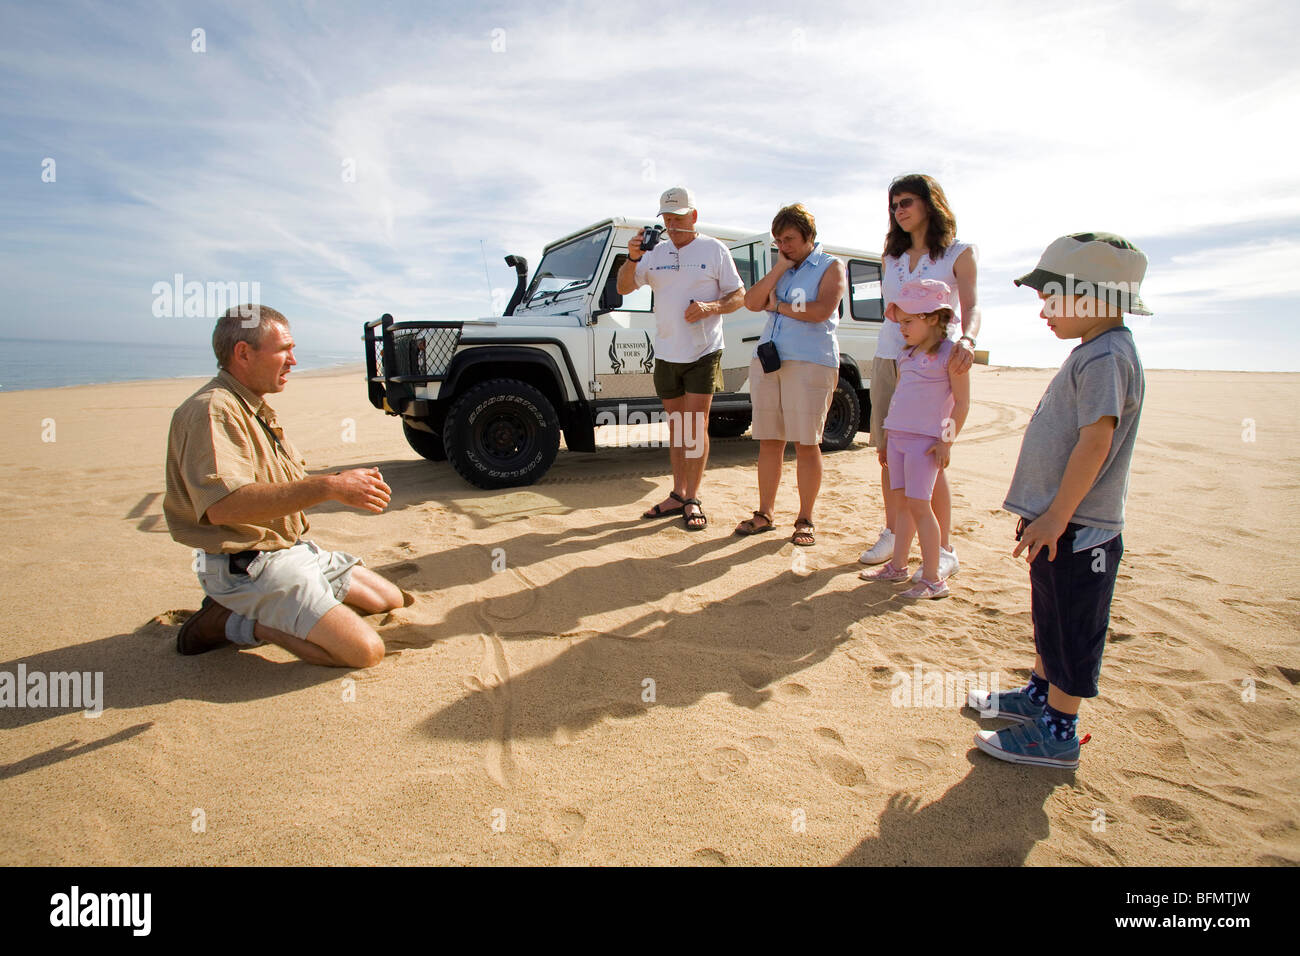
top-left (523, 227), bottom-right (611, 306)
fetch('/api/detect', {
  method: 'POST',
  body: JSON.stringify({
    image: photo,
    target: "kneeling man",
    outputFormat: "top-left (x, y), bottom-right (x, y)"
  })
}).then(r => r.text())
top-left (164, 304), bottom-right (405, 667)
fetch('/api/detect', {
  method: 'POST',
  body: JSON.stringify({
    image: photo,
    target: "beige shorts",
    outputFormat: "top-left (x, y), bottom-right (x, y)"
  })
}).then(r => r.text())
top-left (750, 357), bottom-right (839, 446)
top-left (869, 355), bottom-right (899, 448)
top-left (197, 540), bottom-right (361, 640)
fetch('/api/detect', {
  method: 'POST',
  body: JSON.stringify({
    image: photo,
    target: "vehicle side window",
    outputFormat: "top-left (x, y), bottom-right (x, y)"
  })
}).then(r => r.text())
top-left (610, 253), bottom-right (653, 312)
top-left (732, 243), bottom-right (759, 288)
top-left (849, 260), bottom-right (884, 321)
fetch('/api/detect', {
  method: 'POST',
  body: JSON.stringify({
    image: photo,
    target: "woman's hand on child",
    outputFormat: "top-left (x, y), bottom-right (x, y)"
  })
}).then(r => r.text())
top-left (1013, 512), bottom-right (1069, 563)
top-left (947, 342), bottom-right (975, 376)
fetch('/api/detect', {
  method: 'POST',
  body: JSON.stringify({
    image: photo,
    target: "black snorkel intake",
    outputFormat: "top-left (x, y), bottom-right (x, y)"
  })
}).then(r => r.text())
top-left (503, 254), bottom-right (529, 315)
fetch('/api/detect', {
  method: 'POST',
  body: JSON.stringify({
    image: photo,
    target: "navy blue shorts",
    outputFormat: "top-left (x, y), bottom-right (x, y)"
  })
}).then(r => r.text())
top-left (1020, 520), bottom-right (1123, 698)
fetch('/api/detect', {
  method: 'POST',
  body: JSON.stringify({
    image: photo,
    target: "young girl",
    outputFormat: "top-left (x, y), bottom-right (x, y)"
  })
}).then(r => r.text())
top-left (861, 174), bottom-right (979, 580)
top-left (861, 279), bottom-right (970, 598)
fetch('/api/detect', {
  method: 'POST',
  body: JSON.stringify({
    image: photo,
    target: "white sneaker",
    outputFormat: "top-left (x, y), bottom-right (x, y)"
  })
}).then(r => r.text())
top-left (859, 528), bottom-right (895, 565)
top-left (911, 545), bottom-right (959, 582)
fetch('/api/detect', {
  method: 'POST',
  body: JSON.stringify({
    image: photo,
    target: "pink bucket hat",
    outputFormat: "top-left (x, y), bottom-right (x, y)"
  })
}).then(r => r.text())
top-left (886, 279), bottom-right (957, 323)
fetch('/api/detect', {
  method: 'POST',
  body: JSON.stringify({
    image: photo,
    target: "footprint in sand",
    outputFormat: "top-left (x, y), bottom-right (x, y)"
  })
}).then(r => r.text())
top-left (913, 739), bottom-right (948, 760)
top-left (1129, 795), bottom-right (1213, 846)
top-left (694, 746), bottom-right (749, 782)
top-left (777, 682), bottom-right (810, 699)
top-left (810, 727), bottom-right (870, 791)
top-left (888, 756), bottom-right (932, 782)
top-left (389, 562), bottom-right (420, 578)
top-left (690, 848), bottom-right (728, 866)
top-left (737, 665), bottom-right (772, 691)
top-left (1081, 831), bottom-right (1125, 863)
top-left (867, 666), bottom-right (896, 692)
top-left (790, 602), bottom-right (814, 632)
top-left (744, 735), bottom-right (775, 752)
top-left (546, 809), bottom-right (586, 849)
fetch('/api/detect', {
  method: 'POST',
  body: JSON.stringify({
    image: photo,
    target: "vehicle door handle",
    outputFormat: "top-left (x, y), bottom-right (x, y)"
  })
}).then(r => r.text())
top-left (742, 336), bottom-right (759, 343)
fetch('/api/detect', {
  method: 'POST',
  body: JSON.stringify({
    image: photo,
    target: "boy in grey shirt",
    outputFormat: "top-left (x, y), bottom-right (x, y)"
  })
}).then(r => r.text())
top-left (968, 232), bottom-right (1150, 769)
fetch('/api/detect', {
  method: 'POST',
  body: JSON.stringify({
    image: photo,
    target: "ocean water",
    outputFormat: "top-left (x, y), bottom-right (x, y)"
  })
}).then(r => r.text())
top-left (0, 338), bottom-right (359, 392)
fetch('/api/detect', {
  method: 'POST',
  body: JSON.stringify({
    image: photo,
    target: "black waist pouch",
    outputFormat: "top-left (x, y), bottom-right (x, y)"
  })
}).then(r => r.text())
top-left (757, 340), bottom-right (781, 373)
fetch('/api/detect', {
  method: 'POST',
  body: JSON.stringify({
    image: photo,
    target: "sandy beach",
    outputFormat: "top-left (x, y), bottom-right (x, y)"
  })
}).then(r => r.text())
top-left (1, 364), bottom-right (1297, 866)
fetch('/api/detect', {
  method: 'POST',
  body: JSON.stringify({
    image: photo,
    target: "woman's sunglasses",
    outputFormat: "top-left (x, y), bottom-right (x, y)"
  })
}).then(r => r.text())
top-left (890, 196), bottom-right (920, 213)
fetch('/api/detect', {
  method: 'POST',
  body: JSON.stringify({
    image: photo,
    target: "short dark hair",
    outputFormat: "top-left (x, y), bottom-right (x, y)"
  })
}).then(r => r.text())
top-left (212, 305), bottom-right (289, 369)
top-left (771, 203), bottom-right (817, 243)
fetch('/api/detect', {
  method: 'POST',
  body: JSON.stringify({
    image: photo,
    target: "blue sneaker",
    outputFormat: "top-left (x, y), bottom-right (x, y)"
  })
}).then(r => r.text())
top-left (967, 687), bottom-right (1045, 725)
top-left (973, 720), bottom-right (1085, 769)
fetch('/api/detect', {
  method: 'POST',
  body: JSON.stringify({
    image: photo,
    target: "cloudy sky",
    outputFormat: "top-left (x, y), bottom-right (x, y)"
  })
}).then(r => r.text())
top-left (2, 0), bottom-right (1298, 370)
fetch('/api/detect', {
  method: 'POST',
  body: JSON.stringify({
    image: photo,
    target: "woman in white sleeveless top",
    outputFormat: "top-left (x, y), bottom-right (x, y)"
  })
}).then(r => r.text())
top-left (861, 174), bottom-right (981, 579)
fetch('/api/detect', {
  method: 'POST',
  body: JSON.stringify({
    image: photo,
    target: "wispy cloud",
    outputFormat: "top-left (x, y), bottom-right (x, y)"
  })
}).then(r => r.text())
top-left (1, 0), bottom-right (1298, 370)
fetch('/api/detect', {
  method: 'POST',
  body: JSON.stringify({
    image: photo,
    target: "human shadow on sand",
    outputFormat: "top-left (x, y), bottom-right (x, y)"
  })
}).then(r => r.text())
top-left (0, 722), bottom-right (154, 780)
top-left (0, 617), bottom-right (342, 736)
top-left (414, 535), bottom-right (894, 743)
top-left (837, 751), bottom-right (1070, 865)
top-left (304, 434), bottom-right (851, 520)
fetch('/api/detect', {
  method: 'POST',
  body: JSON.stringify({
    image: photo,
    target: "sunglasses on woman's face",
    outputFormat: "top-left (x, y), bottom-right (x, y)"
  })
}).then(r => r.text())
top-left (890, 196), bottom-right (919, 213)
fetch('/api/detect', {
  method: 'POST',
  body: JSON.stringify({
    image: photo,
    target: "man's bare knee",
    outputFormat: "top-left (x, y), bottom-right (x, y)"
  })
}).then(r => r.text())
top-left (343, 567), bottom-right (404, 614)
top-left (307, 605), bottom-right (386, 669)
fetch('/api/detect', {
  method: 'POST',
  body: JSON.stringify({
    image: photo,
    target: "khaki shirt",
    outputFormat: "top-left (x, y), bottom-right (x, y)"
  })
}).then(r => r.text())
top-left (164, 370), bottom-right (311, 553)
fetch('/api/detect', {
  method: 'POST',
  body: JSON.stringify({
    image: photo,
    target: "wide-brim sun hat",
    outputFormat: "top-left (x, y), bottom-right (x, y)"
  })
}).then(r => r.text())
top-left (1014, 231), bottom-right (1152, 316)
top-left (886, 278), bottom-right (957, 322)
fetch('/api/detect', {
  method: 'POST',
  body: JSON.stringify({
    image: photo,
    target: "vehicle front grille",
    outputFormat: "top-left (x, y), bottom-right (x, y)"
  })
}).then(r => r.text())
top-left (391, 326), bottom-right (461, 379)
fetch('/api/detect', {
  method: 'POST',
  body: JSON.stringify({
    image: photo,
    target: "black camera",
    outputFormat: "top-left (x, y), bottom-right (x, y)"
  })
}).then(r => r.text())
top-left (640, 225), bottom-right (665, 253)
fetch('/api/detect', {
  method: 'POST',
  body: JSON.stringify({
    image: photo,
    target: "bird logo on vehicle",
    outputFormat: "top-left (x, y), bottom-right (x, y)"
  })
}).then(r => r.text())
top-left (608, 332), bottom-right (654, 374)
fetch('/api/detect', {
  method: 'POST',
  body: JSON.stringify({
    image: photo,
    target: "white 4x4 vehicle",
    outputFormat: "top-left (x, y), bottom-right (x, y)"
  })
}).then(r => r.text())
top-left (364, 217), bottom-right (887, 488)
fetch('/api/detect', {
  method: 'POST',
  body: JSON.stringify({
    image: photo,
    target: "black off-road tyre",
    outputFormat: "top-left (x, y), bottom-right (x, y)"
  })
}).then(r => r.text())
top-left (442, 379), bottom-right (560, 489)
top-left (402, 421), bottom-right (447, 461)
top-left (819, 376), bottom-right (861, 452)
top-left (707, 411), bottom-right (752, 438)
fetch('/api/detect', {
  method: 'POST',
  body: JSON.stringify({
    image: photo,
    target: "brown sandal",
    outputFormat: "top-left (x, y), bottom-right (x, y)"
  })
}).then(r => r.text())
top-left (791, 518), bottom-right (815, 547)
top-left (734, 511), bottom-right (775, 535)
top-left (642, 490), bottom-right (686, 519)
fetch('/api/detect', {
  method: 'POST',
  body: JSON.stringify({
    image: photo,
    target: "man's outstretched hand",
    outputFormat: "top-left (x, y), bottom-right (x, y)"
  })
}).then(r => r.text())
top-left (331, 467), bottom-right (392, 513)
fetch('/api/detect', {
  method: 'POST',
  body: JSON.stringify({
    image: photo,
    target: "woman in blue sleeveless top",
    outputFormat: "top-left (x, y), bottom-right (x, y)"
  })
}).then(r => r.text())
top-left (734, 204), bottom-right (847, 547)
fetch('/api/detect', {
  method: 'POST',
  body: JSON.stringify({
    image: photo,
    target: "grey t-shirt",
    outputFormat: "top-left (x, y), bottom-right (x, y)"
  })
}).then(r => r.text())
top-left (1003, 326), bottom-right (1145, 532)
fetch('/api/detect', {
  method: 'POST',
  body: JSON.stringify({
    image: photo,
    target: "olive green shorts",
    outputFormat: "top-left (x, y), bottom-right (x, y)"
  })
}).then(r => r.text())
top-left (653, 350), bottom-right (723, 400)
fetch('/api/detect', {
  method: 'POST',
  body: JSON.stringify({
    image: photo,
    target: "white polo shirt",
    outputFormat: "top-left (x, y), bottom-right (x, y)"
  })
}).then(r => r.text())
top-left (634, 234), bottom-right (743, 363)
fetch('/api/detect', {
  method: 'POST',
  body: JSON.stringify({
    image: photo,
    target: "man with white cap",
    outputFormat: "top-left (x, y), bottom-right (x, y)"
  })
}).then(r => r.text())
top-left (618, 186), bottom-right (746, 530)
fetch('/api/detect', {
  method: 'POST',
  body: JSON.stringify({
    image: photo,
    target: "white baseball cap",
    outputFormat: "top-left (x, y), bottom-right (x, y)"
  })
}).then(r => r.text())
top-left (658, 186), bottom-right (696, 217)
